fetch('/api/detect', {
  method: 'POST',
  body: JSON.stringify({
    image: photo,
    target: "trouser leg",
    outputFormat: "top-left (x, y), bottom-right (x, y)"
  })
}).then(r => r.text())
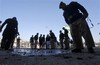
top-left (1, 36), bottom-right (7, 49)
top-left (35, 40), bottom-right (38, 49)
top-left (81, 20), bottom-right (95, 48)
top-left (5, 36), bottom-right (15, 50)
top-left (70, 23), bottom-right (84, 49)
top-left (64, 38), bottom-right (70, 49)
top-left (50, 39), bottom-right (55, 49)
top-left (60, 39), bottom-right (64, 49)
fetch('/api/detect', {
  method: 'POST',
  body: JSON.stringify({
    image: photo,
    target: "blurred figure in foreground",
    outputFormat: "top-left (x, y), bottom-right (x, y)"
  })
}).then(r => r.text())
top-left (59, 1), bottom-right (95, 53)
top-left (0, 17), bottom-right (19, 50)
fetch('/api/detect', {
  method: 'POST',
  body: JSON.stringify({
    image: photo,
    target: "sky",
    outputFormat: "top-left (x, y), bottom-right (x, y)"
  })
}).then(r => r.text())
top-left (0, 0), bottom-right (100, 43)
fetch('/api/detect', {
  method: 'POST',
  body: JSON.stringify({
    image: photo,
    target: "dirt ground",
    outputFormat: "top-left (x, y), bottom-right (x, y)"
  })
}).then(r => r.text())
top-left (0, 46), bottom-right (100, 65)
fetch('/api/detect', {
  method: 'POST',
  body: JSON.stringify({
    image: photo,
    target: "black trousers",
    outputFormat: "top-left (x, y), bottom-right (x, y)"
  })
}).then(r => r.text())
top-left (1, 34), bottom-right (16, 50)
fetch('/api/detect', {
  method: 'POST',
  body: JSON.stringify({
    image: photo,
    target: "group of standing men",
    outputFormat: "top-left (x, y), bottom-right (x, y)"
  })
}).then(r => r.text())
top-left (30, 30), bottom-right (59, 49)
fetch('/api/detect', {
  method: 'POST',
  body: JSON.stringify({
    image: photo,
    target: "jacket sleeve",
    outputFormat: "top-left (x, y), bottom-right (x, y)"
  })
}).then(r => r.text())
top-left (15, 20), bottom-right (19, 35)
top-left (63, 14), bottom-right (70, 24)
top-left (73, 2), bottom-right (88, 19)
top-left (0, 20), bottom-right (7, 32)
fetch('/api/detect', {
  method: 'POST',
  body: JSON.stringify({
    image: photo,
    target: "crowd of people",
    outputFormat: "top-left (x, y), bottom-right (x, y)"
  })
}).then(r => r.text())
top-left (0, 1), bottom-right (95, 53)
top-left (29, 28), bottom-right (72, 49)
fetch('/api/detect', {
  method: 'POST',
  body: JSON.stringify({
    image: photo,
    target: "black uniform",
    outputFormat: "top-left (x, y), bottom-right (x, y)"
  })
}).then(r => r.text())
top-left (0, 17), bottom-right (19, 50)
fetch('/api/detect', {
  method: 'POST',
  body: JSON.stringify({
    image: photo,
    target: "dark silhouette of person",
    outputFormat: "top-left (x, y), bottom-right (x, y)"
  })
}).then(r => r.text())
top-left (34, 33), bottom-right (39, 49)
top-left (42, 34), bottom-right (46, 49)
top-left (0, 17), bottom-right (19, 50)
top-left (49, 30), bottom-right (56, 49)
top-left (16, 36), bottom-right (21, 48)
top-left (59, 30), bottom-right (64, 49)
top-left (30, 35), bottom-right (34, 49)
top-left (46, 34), bottom-right (51, 49)
top-left (59, 1), bottom-right (95, 53)
top-left (62, 27), bottom-right (70, 49)
top-left (39, 34), bottom-right (43, 49)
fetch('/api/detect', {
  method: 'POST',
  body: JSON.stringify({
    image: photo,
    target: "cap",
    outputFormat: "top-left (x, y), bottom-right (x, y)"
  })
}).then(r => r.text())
top-left (59, 1), bottom-right (66, 9)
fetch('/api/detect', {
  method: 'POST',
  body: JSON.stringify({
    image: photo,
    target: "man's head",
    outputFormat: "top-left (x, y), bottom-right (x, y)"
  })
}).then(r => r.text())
top-left (50, 30), bottom-right (52, 33)
top-left (59, 30), bottom-right (62, 33)
top-left (62, 27), bottom-right (65, 30)
top-left (37, 33), bottom-right (39, 35)
top-left (59, 1), bottom-right (67, 9)
top-left (12, 17), bottom-right (17, 21)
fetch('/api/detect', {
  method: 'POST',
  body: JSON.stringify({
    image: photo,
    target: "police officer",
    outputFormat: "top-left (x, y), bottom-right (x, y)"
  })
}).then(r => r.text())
top-left (59, 30), bottom-right (64, 49)
top-left (30, 35), bottom-right (34, 49)
top-left (0, 17), bottom-right (19, 50)
top-left (62, 27), bottom-right (70, 49)
top-left (49, 30), bottom-right (56, 49)
top-left (59, 1), bottom-right (95, 53)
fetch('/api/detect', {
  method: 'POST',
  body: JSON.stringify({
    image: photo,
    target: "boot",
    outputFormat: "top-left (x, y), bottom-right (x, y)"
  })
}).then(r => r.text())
top-left (88, 47), bottom-right (95, 53)
top-left (72, 49), bottom-right (82, 53)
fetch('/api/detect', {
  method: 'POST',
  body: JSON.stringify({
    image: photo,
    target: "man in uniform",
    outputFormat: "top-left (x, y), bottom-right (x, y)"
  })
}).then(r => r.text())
top-left (59, 1), bottom-right (95, 53)
top-left (0, 17), bottom-right (19, 50)
top-left (62, 27), bottom-right (70, 49)
top-left (59, 30), bottom-right (64, 49)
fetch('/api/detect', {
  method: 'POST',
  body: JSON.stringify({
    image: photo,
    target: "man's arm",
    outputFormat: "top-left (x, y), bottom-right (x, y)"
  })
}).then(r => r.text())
top-left (73, 2), bottom-right (88, 19)
top-left (63, 14), bottom-right (70, 24)
top-left (16, 21), bottom-right (19, 35)
top-left (0, 20), bottom-right (7, 32)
